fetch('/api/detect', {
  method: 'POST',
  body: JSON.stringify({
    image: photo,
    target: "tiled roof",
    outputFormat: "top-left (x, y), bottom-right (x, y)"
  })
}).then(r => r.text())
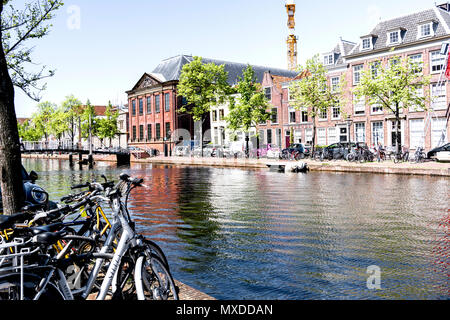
top-left (350, 7), bottom-right (450, 55)
top-left (151, 55), bottom-right (298, 85)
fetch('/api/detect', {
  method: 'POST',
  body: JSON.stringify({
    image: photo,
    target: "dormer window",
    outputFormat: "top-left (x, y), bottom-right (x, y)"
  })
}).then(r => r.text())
top-left (361, 36), bottom-right (374, 51)
top-left (418, 21), bottom-right (435, 39)
top-left (323, 54), bottom-right (334, 66)
top-left (386, 28), bottom-right (405, 45)
top-left (389, 31), bottom-right (400, 44)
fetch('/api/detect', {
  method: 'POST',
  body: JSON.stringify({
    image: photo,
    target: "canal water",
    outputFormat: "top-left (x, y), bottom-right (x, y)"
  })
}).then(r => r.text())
top-left (23, 158), bottom-right (449, 300)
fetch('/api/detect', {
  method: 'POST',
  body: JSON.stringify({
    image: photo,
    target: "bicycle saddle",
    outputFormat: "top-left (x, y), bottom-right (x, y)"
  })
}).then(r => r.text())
top-left (33, 230), bottom-right (67, 246)
top-left (0, 212), bottom-right (32, 230)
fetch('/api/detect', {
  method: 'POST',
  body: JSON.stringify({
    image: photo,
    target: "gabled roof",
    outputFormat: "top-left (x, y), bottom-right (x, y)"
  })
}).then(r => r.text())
top-left (350, 7), bottom-right (450, 55)
top-left (150, 55), bottom-right (298, 85)
top-left (323, 38), bottom-right (357, 69)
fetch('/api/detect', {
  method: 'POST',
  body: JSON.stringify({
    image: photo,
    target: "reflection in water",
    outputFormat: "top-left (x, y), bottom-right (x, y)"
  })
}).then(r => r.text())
top-left (23, 158), bottom-right (449, 300)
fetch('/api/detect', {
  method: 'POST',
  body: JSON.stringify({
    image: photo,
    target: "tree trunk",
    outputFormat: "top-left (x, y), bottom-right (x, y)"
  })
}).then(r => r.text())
top-left (0, 3), bottom-right (26, 215)
top-left (311, 115), bottom-right (317, 155)
top-left (395, 104), bottom-right (401, 155)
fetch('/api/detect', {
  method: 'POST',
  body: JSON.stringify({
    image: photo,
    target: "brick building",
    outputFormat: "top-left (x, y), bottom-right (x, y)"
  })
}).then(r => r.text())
top-left (282, 3), bottom-right (450, 151)
top-left (126, 55), bottom-right (297, 153)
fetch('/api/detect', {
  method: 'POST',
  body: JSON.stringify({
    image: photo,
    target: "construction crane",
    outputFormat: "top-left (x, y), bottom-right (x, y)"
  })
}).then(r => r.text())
top-left (286, 0), bottom-right (298, 71)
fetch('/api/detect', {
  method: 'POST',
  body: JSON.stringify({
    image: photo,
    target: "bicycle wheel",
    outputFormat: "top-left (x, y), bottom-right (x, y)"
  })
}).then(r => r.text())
top-left (143, 238), bottom-right (170, 271)
top-left (134, 253), bottom-right (178, 300)
top-left (0, 273), bottom-right (65, 300)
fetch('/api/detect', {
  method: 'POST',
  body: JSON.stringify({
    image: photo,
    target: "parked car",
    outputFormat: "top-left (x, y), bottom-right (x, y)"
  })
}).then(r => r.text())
top-left (0, 165), bottom-right (55, 213)
top-left (427, 142), bottom-right (450, 159)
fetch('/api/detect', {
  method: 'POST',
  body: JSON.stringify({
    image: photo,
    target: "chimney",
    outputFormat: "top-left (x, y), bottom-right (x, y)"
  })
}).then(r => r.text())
top-left (437, 2), bottom-right (450, 12)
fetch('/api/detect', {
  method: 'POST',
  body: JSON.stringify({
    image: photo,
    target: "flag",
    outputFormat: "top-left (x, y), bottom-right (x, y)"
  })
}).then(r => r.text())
top-left (445, 49), bottom-right (450, 79)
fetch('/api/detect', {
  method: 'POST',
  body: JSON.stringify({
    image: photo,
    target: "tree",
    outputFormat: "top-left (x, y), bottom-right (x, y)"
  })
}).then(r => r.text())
top-left (354, 54), bottom-right (431, 154)
top-left (32, 101), bottom-right (56, 144)
top-left (61, 94), bottom-right (83, 148)
top-left (49, 106), bottom-right (69, 147)
top-left (225, 65), bottom-right (272, 158)
top-left (177, 56), bottom-right (230, 156)
top-left (0, 0), bottom-right (62, 215)
top-left (18, 119), bottom-right (42, 142)
top-left (80, 100), bottom-right (98, 140)
top-left (288, 54), bottom-right (342, 154)
top-left (96, 101), bottom-right (119, 147)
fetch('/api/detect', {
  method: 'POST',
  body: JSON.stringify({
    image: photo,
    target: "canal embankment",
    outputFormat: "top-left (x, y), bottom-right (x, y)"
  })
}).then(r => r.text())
top-left (22, 153), bottom-right (450, 177)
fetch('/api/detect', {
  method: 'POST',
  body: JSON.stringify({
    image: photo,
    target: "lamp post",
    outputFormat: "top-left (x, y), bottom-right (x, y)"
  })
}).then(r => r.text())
top-left (345, 118), bottom-right (353, 143)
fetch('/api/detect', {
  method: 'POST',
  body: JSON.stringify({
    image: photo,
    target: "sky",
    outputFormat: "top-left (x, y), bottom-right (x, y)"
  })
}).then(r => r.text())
top-left (9, 0), bottom-right (438, 117)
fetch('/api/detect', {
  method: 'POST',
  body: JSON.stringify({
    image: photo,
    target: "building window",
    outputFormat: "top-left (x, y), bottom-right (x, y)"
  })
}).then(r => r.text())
top-left (271, 108), bottom-right (278, 123)
top-left (147, 96), bottom-right (152, 114)
top-left (431, 83), bottom-right (447, 110)
top-left (212, 110), bottom-right (217, 122)
top-left (388, 30), bottom-right (400, 44)
top-left (165, 122), bottom-right (171, 139)
top-left (317, 128), bottom-right (327, 146)
top-left (419, 23), bottom-right (432, 38)
top-left (267, 129), bottom-right (272, 144)
top-left (409, 119), bottom-right (424, 148)
top-left (430, 51), bottom-right (445, 73)
top-left (331, 77), bottom-right (340, 92)
top-left (324, 54), bottom-right (334, 65)
top-left (354, 95), bottom-right (365, 115)
top-left (319, 109), bottom-right (327, 120)
top-left (289, 108), bottom-right (296, 123)
top-left (332, 106), bottom-right (341, 120)
top-left (409, 86), bottom-right (425, 112)
top-left (301, 111), bottom-right (309, 123)
top-left (155, 95), bottom-right (161, 113)
top-left (355, 123), bottom-right (366, 143)
top-left (409, 54), bottom-right (423, 74)
top-left (138, 99), bottom-right (143, 115)
top-left (327, 127), bottom-right (338, 144)
top-left (353, 65), bottom-right (363, 85)
top-left (219, 109), bottom-right (224, 121)
top-left (431, 118), bottom-right (448, 148)
top-left (119, 120), bottom-right (124, 130)
top-left (147, 124), bottom-right (152, 141)
top-left (164, 93), bottom-right (170, 112)
top-left (132, 100), bottom-right (136, 116)
top-left (132, 125), bottom-right (136, 141)
top-left (139, 125), bottom-right (144, 141)
top-left (371, 61), bottom-right (381, 79)
top-left (305, 128), bottom-right (313, 145)
top-left (264, 87), bottom-right (272, 100)
top-left (372, 122), bottom-right (384, 145)
top-left (155, 123), bottom-right (161, 140)
top-left (371, 102), bottom-right (383, 114)
top-left (362, 37), bottom-right (372, 50)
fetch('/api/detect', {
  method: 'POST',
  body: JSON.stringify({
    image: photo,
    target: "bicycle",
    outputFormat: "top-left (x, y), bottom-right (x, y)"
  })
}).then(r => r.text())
top-left (393, 146), bottom-right (410, 164)
top-left (411, 146), bottom-right (426, 163)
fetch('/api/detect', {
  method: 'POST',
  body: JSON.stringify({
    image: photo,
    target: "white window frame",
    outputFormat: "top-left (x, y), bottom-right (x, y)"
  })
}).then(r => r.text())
top-left (353, 65), bottom-right (363, 85)
top-left (327, 127), bottom-right (339, 144)
top-left (387, 30), bottom-right (401, 45)
top-left (318, 109), bottom-right (328, 121)
top-left (408, 53), bottom-right (423, 74)
top-left (288, 107), bottom-right (296, 124)
top-left (417, 22), bottom-right (434, 39)
top-left (332, 106), bottom-right (341, 120)
top-left (317, 128), bottom-right (327, 146)
top-left (431, 83), bottom-right (447, 110)
top-left (409, 86), bottom-right (425, 112)
top-left (331, 77), bottom-right (340, 92)
top-left (361, 37), bottom-right (373, 51)
top-left (431, 118), bottom-right (448, 148)
top-left (354, 94), bottom-right (366, 115)
top-left (305, 128), bottom-right (313, 144)
top-left (409, 119), bottom-right (425, 149)
top-left (371, 121), bottom-right (384, 146)
top-left (324, 53), bottom-right (334, 66)
top-left (430, 51), bottom-right (445, 74)
top-left (371, 102), bottom-right (383, 115)
top-left (355, 122), bottom-right (366, 143)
